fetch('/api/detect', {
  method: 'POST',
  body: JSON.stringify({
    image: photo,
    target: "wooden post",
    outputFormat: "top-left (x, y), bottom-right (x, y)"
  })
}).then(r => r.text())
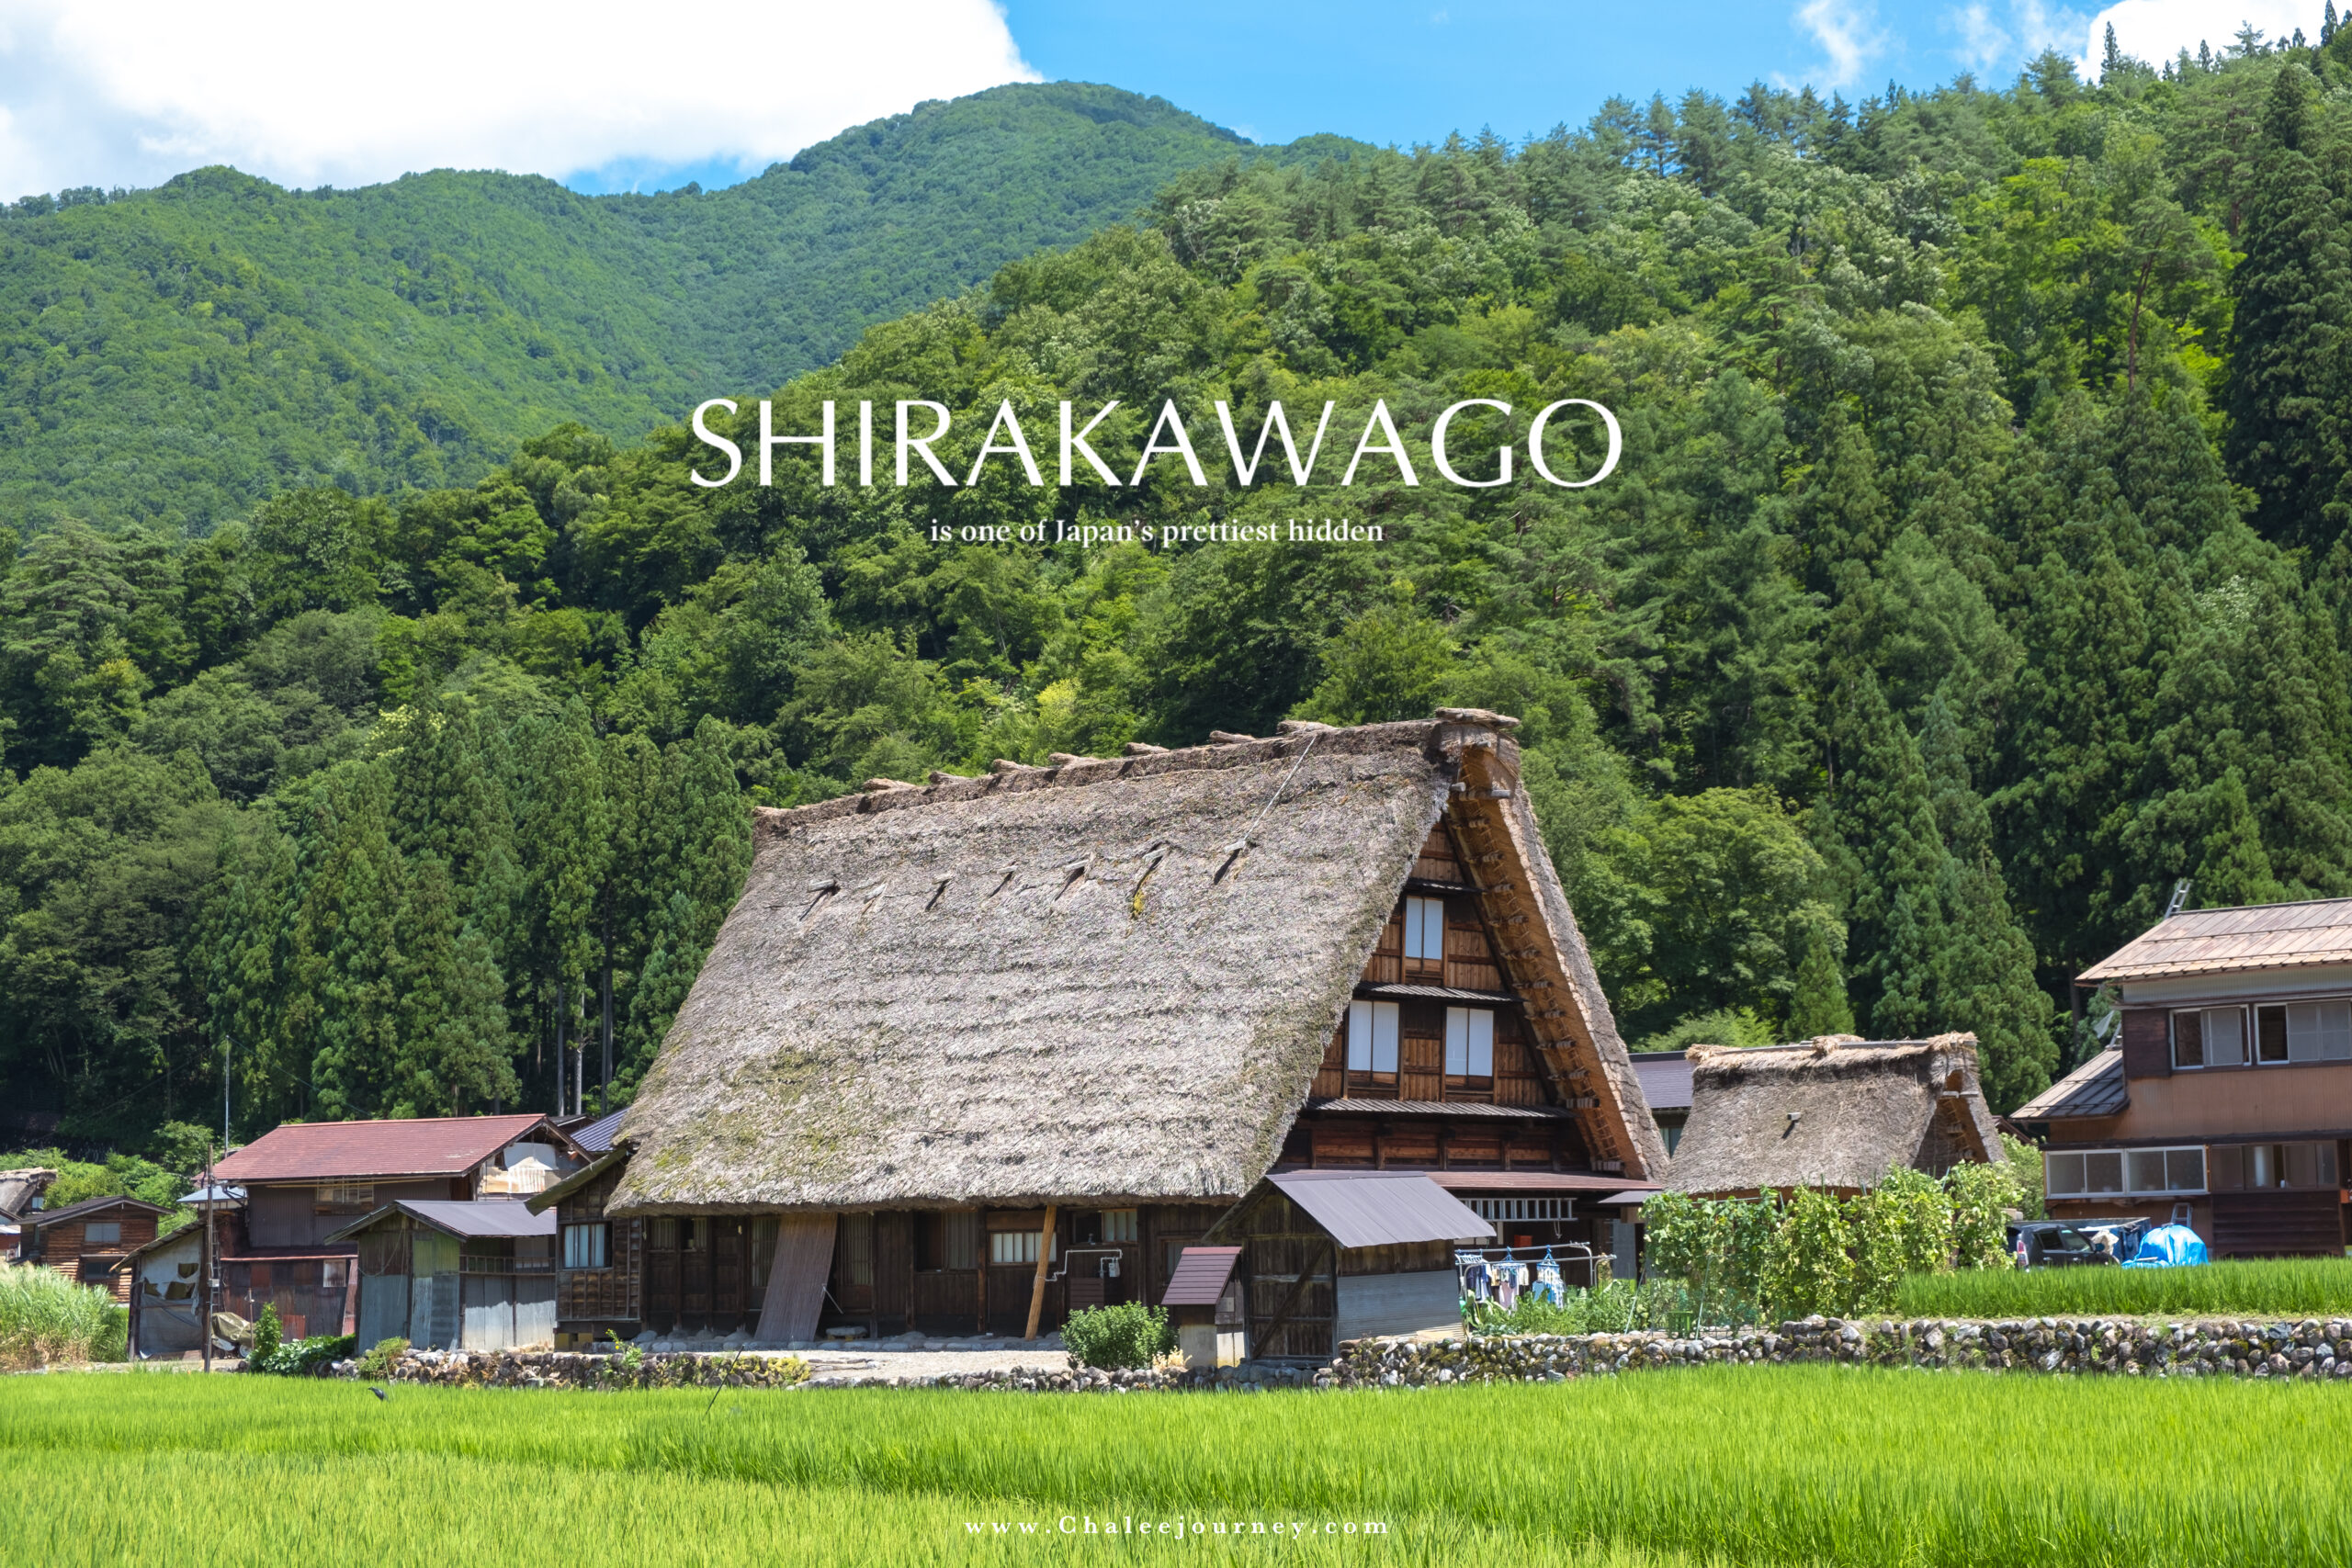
top-left (199, 1147), bottom-right (215, 1374)
top-left (974, 1210), bottom-right (988, 1335)
top-left (1023, 1204), bottom-right (1057, 1341)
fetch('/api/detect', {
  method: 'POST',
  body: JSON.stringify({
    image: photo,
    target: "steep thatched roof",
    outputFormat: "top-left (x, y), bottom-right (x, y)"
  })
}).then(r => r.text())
top-left (1665, 1034), bottom-right (2001, 1196)
top-left (608, 713), bottom-right (1665, 1215)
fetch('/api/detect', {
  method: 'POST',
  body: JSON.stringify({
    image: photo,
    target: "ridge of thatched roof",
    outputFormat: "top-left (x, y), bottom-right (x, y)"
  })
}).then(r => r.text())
top-left (1665, 1034), bottom-right (2000, 1196)
top-left (607, 712), bottom-right (1665, 1216)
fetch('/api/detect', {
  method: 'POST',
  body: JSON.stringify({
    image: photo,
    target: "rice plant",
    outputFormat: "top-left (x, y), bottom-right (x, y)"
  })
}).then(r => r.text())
top-left (1895, 1256), bottom-right (2352, 1318)
top-left (6, 1363), bottom-right (2350, 1566)
top-left (0, 1264), bottom-right (125, 1369)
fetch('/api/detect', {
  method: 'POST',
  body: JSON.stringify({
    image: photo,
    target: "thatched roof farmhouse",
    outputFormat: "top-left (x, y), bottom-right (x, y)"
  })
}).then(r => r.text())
top-left (555, 711), bottom-right (1664, 1350)
top-left (1666, 1034), bottom-right (2002, 1197)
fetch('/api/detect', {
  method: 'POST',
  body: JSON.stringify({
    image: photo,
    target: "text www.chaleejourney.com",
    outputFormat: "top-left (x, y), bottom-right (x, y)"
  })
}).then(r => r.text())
top-left (964, 1516), bottom-right (1387, 1539)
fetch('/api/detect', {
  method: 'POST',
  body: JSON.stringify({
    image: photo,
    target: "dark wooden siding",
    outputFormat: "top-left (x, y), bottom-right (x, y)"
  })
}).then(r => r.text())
top-left (2211, 1190), bottom-right (2343, 1257)
top-left (554, 1166), bottom-right (641, 1329)
top-left (2120, 1009), bottom-right (2171, 1078)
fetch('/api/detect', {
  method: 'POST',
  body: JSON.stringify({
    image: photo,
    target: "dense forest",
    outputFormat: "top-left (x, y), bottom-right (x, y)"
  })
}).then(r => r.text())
top-left (6, 26), bottom-right (2352, 1162)
top-left (0, 84), bottom-right (1314, 534)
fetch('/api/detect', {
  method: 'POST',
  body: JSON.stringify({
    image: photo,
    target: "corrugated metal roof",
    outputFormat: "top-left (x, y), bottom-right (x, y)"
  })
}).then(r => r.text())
top-left (26, 1194), bottom-right (167, 1229)
top-left (1265, 1171), bottom-right (1496, 1248)
top-left (1161, 1246), bottom-right (1243, 1306)
top-left (2079, 898), bottom-right (2352, 982)
top-left (1424, 1171), bottom-right (1660, 1195)
top-left (1301, 1098), bottom-right (1572, 1121)
top-left (2010, 1051), bottom-right (2129, 1121)
top-left (214, 1114), bottom-right (551, 1182)
top-left (325, 1199), bottom-right (556, 1242)
top-left (1628, 1051), bottom-right (1694, 1111)
top-left (571, 1108), bottom-right (628, 1153)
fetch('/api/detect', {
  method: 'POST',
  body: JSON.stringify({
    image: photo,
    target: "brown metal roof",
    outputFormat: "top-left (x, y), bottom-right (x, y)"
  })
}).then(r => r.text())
top-left (1301, 1098), bottom-right (1573, 1121)
top-left (1423, 1171), bottom-right (1661, 1194)
top-left (1262, 1171), bottom-right (1496, 1248)
top-left (1160, 1246), bottom-right (1243, 1307)
top-left (2078, 898), bottom-right (2352, 982)
top-left (2010, 1051), bottom-right (2129, 1122)
top-left (213, 1114), bottom-right (553, 1183)
top-left (26, 1194), bottom-right (167, 1230)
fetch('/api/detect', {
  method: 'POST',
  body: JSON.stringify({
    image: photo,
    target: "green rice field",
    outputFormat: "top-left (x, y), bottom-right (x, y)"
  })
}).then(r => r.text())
top-left (1895, 1256), bottom-right (2352, 1319)
top-left (5, 1366), bottom-right (2349, 1567)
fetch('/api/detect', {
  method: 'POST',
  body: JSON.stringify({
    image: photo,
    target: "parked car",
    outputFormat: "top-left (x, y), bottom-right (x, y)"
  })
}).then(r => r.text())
top-left (2007, 1219), bottom-right (2150, 1268)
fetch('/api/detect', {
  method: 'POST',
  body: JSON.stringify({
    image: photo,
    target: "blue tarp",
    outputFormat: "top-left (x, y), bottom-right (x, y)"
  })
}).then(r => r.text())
top-left (2123, 1224), bottom-right (2210, 1268)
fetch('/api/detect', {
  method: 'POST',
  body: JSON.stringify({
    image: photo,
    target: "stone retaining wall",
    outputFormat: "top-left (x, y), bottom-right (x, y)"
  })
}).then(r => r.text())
top-left (1326, 1315), bottom-right (2352, 1386)
top-left (331, 1317), bottom-right (2352, 1393)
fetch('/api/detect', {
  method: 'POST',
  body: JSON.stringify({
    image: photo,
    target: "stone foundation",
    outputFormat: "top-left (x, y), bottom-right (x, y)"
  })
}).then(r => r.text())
top-left (1323, 1316), bottom-right (2352, 1386)
top-left (331, 1317), bottom-right (2352, 1393)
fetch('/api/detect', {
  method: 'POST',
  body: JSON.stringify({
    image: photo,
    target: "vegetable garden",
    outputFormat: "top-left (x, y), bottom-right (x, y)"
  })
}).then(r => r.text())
top-left (6, 1365), bottom-right (2350, 1566)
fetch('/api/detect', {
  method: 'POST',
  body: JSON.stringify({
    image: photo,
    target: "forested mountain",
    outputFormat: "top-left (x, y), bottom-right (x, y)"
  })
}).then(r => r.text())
top-left (7, 29), bottom-right (2352, 1160)
top-left (0, 84), bottom-right (1313, 535)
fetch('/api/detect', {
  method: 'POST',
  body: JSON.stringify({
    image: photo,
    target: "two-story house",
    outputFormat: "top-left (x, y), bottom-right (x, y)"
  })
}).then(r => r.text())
top-left (2014, 898), bottom-right (2352, 1257)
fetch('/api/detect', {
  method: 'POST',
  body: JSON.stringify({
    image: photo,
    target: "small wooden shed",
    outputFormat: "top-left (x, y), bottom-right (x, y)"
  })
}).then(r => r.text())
top-left (20, 1196), bottom-right (166, 1302)
top-left (329, 1201), bottom-right (557, 1350)
top-left (1186, 1171), bottom-right (1494, 1360)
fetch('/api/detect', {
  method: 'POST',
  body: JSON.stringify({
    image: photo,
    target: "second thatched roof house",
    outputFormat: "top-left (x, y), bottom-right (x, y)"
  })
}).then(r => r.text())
top-left (545, 710), bottom-right (1666, 1352)
top-left (1666, 1034), bottom-right (2003, 1198)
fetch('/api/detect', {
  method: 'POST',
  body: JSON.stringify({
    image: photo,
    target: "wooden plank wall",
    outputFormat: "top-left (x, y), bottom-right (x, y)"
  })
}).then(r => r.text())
top-left (555, 1166), bottom-right (642, 1327)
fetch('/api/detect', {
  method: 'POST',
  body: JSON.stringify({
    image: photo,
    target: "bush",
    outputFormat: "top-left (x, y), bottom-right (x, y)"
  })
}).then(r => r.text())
top-left (356, 1337), bottom-right (410, 1377)
top-left (250, 1334), bottom-right (356, 1377)
top-left (1061, 1302), bottom-right (1174, 1369)
top-left (0, 1264), bottom-right (122, 1369)
top-left (250, 1303), bottom-right (283, 1363)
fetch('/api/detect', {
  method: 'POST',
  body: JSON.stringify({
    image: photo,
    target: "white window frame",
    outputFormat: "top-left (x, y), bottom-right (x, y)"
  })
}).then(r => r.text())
top-left (2254, 998), bottom-right (2352, 1065)
top-left (1444, 1007), bottom-right (1495, 1078)
top-left (1348, 999), bottom-right (1400, 1077)
top-left (1403, 897), bottom-right (1446, 962)
top-left (2045, 1145), bottom-right (2206, 1198)
top-left (2171, 1006), bottom-right (2246, 1069)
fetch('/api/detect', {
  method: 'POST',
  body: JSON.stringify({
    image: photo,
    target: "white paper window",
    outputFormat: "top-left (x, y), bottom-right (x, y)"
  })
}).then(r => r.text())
top-left (1348, 1000), bottom-right (1399, 1076)
top-left (1444, 1007), bottom-right (1495, 1077)
top-left (1404, 897), bottom-right (1446, 962)
top-left (83, 1222), bottom-right (120, 1246)
top-left (562, 1224), bottom-right (608, 1269)
top-left (989, 1230), bottom-right (1057, 1266)
top-left (1102, 1209), bottom-right (1138, 1243)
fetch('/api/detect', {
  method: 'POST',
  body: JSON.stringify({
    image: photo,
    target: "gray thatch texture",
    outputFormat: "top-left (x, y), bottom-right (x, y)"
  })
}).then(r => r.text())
top-left (609, 716), bottom-right (1661, 1214)
top-left (1665, 1035), bottom-right (2000, 1196)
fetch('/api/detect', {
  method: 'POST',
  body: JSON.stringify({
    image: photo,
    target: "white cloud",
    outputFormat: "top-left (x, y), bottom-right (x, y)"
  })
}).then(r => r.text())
top-left (2079, 0), bottom-right (2316, 74)
top-left (0, 0), bottom-right (1037, 198)
top-left (1948, 0), bottom-right (2093, 77)
top-left (1791, 0), bottom-right (1887, 88)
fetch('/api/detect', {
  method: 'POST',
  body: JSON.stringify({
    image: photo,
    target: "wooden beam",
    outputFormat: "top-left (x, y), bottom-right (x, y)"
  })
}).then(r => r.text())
top-left (975, 1209), bottom-right (988, 1335)
top-left (1023, 1203), bottom-right (1057, 1340)
top-left (1251, 1238), bottom-right (1334, 1357)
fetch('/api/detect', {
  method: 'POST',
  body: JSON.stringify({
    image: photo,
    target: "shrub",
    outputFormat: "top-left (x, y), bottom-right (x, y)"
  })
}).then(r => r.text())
top-left (0, 1264), bottom-right (122, 1369)
top-left (1466, 1277), bottom-right (1695, 1335)
top-left (356, 1337), bottom-right (409, 1378)
top-left (1061, 1302), bottom-right (1174, 1369)
top-left (250, 1303), bottom-right (283, 1363)
top-left (1762, 1186), bottom-right (1855, 1319)
top-left (250, 1334), bottom-right (356, 1377)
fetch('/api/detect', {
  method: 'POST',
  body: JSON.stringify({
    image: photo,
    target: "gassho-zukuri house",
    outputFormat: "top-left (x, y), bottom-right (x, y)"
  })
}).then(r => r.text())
top-left (534, 710), bottom-right (1668, 1354)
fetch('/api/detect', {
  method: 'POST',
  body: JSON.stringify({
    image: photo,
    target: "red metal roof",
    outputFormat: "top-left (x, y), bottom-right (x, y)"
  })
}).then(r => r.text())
top-left (213, 1115), bottom-right (551, 1183)
top-left (1161, 1246), bottom-right (1243, 1307)
top-left (2079, 898), bottom-right (2352, 982)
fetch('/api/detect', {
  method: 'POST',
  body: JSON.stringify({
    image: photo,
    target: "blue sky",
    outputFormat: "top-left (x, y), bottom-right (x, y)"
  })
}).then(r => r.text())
top-left (0, 0), bottom-right (2304, 201)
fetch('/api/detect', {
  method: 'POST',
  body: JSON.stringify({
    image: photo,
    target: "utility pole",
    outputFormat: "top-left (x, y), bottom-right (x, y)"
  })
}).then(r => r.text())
top-left (600, 945), bottom-right (614, 1117)
top-left (221, 1036), bottom-right (231, 1150)
top-left (200, 1145), bottom-right (216, 1374)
